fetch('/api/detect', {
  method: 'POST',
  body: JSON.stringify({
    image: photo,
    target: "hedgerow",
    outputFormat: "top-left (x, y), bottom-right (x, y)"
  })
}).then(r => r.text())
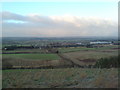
top-left (94, 55), bottom-right (120, 68)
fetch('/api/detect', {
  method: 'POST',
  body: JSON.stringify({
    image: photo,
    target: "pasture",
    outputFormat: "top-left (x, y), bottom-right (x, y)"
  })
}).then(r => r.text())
top-left (63, 50), bottom-right (118, 60)
top-left (2, 54), bottom-right (65, 69)
top-left (2, 49), bottom-right (43, 53)
top-left (2, 54), bottom-right (60, 60)
top-left (58, 47), bottom-right (96, 53)
top-left (2, 45), bottom-right (118, 68)
top-left (58, 45), bottom-right (118, 66)
top-left (58, 45), bottom-right (118, 53)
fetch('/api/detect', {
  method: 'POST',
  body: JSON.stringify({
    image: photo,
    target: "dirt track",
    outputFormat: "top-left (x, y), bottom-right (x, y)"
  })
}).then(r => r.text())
top-left (57, 53), bottom-right (90, 68)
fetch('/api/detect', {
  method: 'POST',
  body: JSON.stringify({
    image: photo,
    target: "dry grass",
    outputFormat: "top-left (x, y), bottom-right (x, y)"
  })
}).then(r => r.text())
top-left (2, 68), bottom-right (118, 88)
top-left (63, 50), bottom-right (118, 60)
top-left (63, 49), bottom-right (118, 66)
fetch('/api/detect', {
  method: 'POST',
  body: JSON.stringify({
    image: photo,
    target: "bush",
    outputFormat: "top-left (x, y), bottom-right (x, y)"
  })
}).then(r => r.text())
top-left (94, 55), bottom-right (120, 68)
top-left (2, 57), bottom-right (13, 69)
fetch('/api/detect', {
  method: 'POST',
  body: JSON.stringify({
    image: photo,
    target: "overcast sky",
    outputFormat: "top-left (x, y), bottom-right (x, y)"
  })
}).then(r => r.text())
top-left (1, 1), bottom-right (118, 37)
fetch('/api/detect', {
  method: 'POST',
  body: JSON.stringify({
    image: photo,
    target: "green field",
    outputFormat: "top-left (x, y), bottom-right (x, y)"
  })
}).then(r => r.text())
top-left (63, 50), bottom-right (118, 60)
top-left (2, 68), bottom-right (118, 88)
top-left (2, 45), bottom-right (118, 68)
top-left (2, 53), bottom-right (63, 70)
top-left (58, 47), bottom-right (95, 53)
top-left (59, 46), bottom-right (118, 66)
top-left (3, 45), bottom-right (118, 54)
top-left (3, 49), bottom-right (43, 53)
top-left (3, 54), bottom-right (60, 60)
top-left (58, 45), bottom-right (118, 53)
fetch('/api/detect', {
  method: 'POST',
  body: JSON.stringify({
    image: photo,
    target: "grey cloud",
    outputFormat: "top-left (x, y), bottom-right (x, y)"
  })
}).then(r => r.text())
top-left (2, 11), bottom-right (54, 24)
top-left (2, 11), bottom-right (118, 37)
top-left (2, 11), bottom-right (27, 21)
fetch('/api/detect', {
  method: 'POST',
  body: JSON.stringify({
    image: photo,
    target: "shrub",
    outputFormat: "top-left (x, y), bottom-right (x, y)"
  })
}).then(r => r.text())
top-left (94, 55), bottom-right (120, 68)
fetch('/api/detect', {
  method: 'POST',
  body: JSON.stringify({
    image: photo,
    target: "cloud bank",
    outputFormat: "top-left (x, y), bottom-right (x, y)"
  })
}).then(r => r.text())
top-left (2, 11), bottom-right (118, 37)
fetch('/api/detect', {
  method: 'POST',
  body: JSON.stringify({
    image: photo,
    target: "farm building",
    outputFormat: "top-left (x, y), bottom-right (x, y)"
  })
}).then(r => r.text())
top-left (90, 41), bottom-right (112, 45)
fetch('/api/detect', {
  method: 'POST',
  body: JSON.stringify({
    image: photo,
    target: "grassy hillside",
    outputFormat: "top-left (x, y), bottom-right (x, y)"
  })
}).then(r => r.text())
top-left (2, 68), bottom-right (118, 88)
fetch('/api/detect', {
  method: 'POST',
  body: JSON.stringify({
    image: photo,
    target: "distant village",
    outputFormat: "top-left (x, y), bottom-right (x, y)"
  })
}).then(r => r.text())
top-left (3, 40), bottom-right (119, 51)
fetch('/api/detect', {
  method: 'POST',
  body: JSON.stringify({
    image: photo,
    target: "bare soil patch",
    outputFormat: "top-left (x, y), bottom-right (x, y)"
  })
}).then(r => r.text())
top-left (78, 59), bottom-right (96, 63)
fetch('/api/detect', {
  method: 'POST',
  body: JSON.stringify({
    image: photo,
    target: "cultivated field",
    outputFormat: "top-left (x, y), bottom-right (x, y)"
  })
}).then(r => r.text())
top-left (59, 45), bottom-right (118, 66)
top-left (2, 54), bottom-right (70, 69)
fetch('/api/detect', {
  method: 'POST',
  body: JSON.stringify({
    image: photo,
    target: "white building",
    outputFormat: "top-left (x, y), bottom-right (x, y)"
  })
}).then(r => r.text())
top-left (90, 41), bottom-right (111, 45)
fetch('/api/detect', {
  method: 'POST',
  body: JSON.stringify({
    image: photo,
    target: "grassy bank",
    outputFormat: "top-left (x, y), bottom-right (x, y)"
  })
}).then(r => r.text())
top-left (2, 68), bottom-right (118, 88)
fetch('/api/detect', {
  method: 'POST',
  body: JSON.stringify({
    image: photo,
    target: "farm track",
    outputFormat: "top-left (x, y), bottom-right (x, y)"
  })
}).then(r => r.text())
top-left (57, 53), bottom-right (86, 68)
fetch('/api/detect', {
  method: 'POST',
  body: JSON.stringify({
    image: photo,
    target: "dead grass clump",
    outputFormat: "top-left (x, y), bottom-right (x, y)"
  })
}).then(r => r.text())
top-left (92, 76), bottom-right (105, 87)
top-left (80, 72), bottom-right (87, 79)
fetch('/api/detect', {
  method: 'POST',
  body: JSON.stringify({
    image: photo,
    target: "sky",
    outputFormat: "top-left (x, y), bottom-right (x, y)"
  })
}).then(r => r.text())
top-left (1, 1), bottom-right (118, 37)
